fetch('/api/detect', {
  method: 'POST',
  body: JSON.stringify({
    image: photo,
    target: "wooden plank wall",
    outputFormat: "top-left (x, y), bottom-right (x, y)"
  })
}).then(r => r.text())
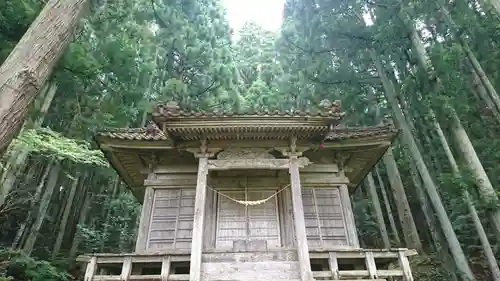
top-left (215, 189), bottom-right (281, 249)
top-left (302, 187), bottom-right (348, 247)
top-left (141, 163), bottom-right (355, 252)
top-left (147, 189), bottom-right (196, 250)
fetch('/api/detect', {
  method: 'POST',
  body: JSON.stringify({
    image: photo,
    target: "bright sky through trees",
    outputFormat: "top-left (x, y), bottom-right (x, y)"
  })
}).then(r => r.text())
top-left (223, 0), bottom-right (284, 32)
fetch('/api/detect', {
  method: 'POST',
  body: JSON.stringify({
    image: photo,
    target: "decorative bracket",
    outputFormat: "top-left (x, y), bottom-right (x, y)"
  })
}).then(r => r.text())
top-left (206, 147), bottom-right (312, 170)
top-left (186, 140), bottom-right (220, 158)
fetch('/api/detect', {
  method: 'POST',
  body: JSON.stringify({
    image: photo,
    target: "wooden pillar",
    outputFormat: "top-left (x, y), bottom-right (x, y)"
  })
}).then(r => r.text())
top-left (339, 184), bottom-right (360, 247)
top-left (289, 155), bottom-right (314, 281)
top-left (121, 257), bottom-right (132, 281)
top-left (398, 250), bottom-right (414, 281)
top-left (189, 155), bottom-right (209, 281)
top-left (135, 185), bottom-right (154, 252)
top-left (84, 256), bottom-right (97, 281)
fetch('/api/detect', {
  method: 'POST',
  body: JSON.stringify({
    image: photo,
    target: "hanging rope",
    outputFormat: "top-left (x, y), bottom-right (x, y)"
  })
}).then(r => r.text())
top-left (207, 184), bottom-right (291, 206)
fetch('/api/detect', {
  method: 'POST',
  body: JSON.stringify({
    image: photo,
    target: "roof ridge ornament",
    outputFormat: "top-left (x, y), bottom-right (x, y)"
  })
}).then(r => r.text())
top-left (145, 121), bottom-right (162, 137)
top-left (319, 99), bottom-right (342, 114)
top-left (381, 114), bottom-right (395, 126)
top-left (165, 101), bottom-right (180, 113)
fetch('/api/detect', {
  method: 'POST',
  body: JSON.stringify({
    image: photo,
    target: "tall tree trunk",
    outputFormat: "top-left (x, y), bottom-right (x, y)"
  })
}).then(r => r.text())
top-left (0, 0), bottom-right (88, 156)
top-left (370, 50), bottom-right (475, 281)
top-left (11, 160), bottom-right (54, 249)
top-left (437, 1), bottom-right (500, 119)
top-left (22, 163), bottom-right (61, 254)
top-left (409, 160), bottom-right (459, 281)
top-left (375, 166), bottom-right (401, 245)
top-left (52, 174), bottom-right (79, 260)
top-left (382, 147), bottom-right (422, 251)
top-left (450, 111), bottom-right (500, 237)
top-left (467, 62), bottom-right (500, 124)
top-left (432, 113), bottom-right (500, 280)
top-left (68, 189), bottom-right (92, 264)
top-left (406, 16), bottom-right (500, 239)
top-left (111, 175), bottom-right (120, 198)
top-left (366, 172), bottom-right (391, 248)
top-left (0, 82), bottom-right (57, 207)
top-left (479, 0), bottom-right (500, 17)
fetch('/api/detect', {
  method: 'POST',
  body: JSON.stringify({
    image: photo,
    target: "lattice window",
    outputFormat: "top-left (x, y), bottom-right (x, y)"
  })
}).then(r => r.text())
top-left (215, 189), bottom-right (281, 249)
top-left (302, 187), bottom-right (348, 248)
top-left (147, 189), bottom-right (195, 250)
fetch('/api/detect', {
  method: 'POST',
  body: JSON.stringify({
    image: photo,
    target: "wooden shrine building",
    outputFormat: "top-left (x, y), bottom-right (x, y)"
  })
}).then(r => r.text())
top-left (79, 101), bottom-right (416, 281)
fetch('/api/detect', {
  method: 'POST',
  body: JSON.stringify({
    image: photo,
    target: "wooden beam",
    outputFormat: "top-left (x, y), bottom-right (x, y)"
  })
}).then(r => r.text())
top-left (289, 155), bottom-right (314, 281)
top-left (135, 186), bottom-right (154, 252)
top-left (339, 184), bottom-right (360, 247)
top-left (207, 156), bottom-right (312, 170)
top-left (189, 156), bottom-right (209, 281)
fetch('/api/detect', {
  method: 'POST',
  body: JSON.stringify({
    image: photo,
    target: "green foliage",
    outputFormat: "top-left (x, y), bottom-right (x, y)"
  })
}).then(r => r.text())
top-left (13, 128), bottom-right (108, 167)
top-left (410, 255), bottom-right (454, 281)
top-left (0, 249), bottom-right (68, 281)
top-left (2, 0), bottom-right (500, 280)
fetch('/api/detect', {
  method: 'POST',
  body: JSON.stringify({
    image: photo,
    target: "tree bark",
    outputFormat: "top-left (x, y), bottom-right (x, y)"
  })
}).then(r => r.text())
top-left (405, 13), bottom-right (500, 240)
top-left (366, 172), bottom-right (391, 248)
top-left (370, 50), bottom-right (475, 281)
top-left (11, 159), bottom-right (54, 249)
top-left (432, 112), bottom-right (500, 281)
top-left (382, 148), bottom-right (422, 251)
top-left (0, 82), bottom-right (57, 207)
top-left (450, 111), bottom-right (500, 237)
top-left (52, 174), bottom-right (79, 260)
top-left (437, 1), bottom-right (500, 120)
top-left (409, 160), bottom-right (458, 281)
top-left (0, 0), bottom-right (88, 156)
top-left (68, 189), bottom-right (92, 264)
top-left (467, 62), bottom-right (500, 124)
top-left (22, 163), bottom-right (61, 254)
top-left (375, 166), bottom-right (401, 245)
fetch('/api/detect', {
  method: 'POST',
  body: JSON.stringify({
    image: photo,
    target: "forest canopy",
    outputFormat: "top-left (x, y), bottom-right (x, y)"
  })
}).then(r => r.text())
top-left (2, 0), bottom-right (500, 280)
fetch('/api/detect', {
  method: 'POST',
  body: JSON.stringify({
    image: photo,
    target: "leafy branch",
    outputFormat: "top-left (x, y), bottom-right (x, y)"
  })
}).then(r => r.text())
top-left (12, 128), bottom-right (108, 167)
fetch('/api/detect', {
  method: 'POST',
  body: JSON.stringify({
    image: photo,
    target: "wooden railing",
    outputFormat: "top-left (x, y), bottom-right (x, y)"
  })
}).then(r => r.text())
top-left (77, 252), bottom-right (191, 281)
top-left (77, 248), bottom-right (417, 281)
top-left (310, 248), bottom-right (417, 281)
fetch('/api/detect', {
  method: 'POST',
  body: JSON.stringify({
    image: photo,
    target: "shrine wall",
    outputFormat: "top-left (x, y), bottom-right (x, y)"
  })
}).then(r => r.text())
top-left (136, 152), bottom-right (356, 253)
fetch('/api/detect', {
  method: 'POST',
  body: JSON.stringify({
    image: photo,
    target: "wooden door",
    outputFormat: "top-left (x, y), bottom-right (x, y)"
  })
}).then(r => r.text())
top-left (215, 190), bottom-right (246, 249)
top-left (215, 189), bottom-right (281, 249)
top-left (247, 190), bottom-right (280, 248)
top-left (147, 189), bottom-right (195, 250)
top-left (301, 187), bottom-right (348, 248)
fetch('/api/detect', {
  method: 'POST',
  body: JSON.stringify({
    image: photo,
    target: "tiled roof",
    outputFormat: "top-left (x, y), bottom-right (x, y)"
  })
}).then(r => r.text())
top-left (325, 124), bottom-right (398, 141)
top-left (152, 101), bottom-right (344, 119)
top-left (96, 124), bottom-right (398, 142)
top-left (96, 123), bottom-right (169, 141)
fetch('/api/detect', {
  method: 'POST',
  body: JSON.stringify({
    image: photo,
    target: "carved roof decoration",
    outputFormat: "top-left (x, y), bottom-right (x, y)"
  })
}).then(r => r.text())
top-left (216, 148), bottom-right (276, 160)
top-left (96, 122), bottom-right (169, 141)
top-left (324, 124), bottom-right (398, 142)
top-left (153, 100), bottom-right (344, 119)
top-left (95, 123), bottom-right (398, 142)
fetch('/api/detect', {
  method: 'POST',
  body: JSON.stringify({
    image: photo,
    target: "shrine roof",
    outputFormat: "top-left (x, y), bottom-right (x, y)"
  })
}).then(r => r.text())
top-left (94, 101), bottom-right (399, 201)
top-left (97, 127), bottom-right (169, 141)
top-left (324, 124), bottom-right (398, 141)
top-left (152, 102), bottom-right (344, 119)
top-left (96, 123), bottom-right (397, 142)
